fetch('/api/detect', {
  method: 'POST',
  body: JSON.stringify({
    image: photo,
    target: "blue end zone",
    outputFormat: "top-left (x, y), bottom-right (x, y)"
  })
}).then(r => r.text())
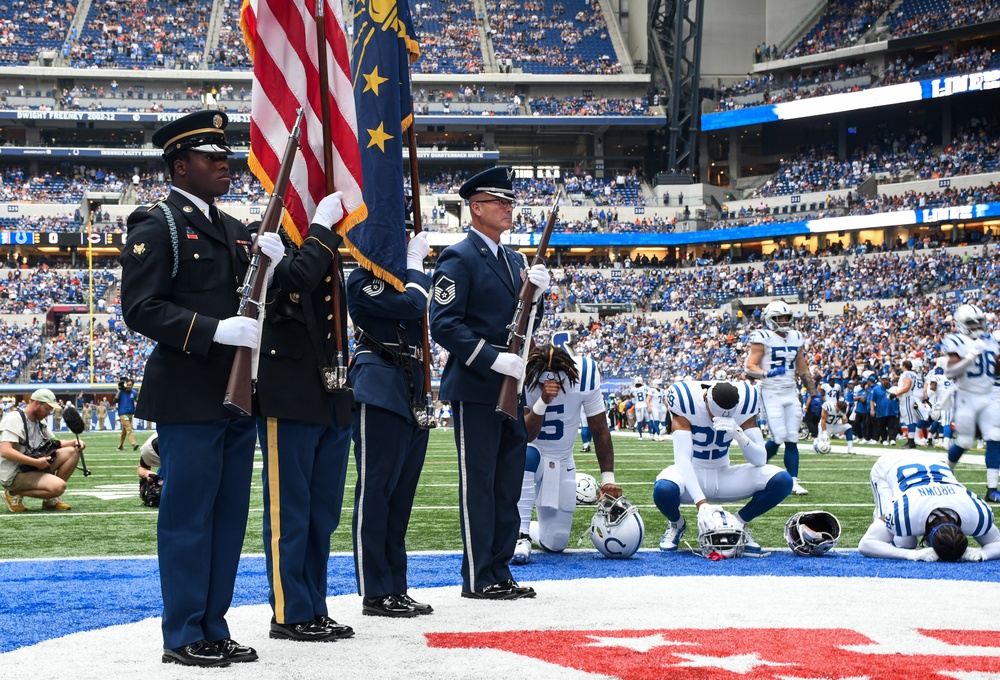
top-left (2, 551), bottom-right (998, 653)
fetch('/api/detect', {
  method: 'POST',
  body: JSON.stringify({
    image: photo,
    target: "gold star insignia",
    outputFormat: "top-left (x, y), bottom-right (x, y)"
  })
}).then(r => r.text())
top-left (366, 122), bottom-right (393, 152)
top-left (362, 65), bottom-right (389, 96)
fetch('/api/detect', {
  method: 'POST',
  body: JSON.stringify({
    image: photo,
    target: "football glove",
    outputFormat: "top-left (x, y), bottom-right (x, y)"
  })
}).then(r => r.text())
top-left (960, 547), bottom-right (986, 562)
top-left (696, 503), bottom-right (726, 534)
top-left (966, 338), bottom-right (986, 359)
top-left (712, 416), bottom-right (749, 446)
top-left (909, 547), bottom-right (940, 562)
top-left (766, 366), bottom-right (786, 378)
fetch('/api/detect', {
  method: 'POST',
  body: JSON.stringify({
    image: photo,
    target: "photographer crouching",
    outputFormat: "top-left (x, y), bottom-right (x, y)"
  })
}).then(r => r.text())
top-left (0, 389), bottom-right (85, 512)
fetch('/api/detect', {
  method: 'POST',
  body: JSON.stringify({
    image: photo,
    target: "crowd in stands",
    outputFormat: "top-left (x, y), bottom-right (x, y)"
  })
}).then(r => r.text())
top-left (412, 0), bottom-right (483, 74)
top-left (28, 314), bottom-right (152, 383)
top-left (0, 267), bottom-right (116, 314)
top-left (528, 96), bottom-right (651, 116)
top-left (0, 0), bottom-right (76, 66)
top-left (782, 0), bottom-right (892, 60)
top-left (752, 120), bottom-right (1000, 197)
top-left (207, 0), bottom-right (251, 71)
top-left (888, 0), bottom-right (1000, 39)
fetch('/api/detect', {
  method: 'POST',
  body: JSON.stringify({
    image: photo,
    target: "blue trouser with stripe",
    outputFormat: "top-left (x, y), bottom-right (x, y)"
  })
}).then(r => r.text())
top-left (258, 410), bottom-right (351, 625)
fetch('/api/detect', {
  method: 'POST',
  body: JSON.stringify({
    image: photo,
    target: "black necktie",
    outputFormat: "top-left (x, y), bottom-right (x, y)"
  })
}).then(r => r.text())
top-left (209, 205), bottom-right (222, 229)
top-left (498, 247), bottom-right (514, 287)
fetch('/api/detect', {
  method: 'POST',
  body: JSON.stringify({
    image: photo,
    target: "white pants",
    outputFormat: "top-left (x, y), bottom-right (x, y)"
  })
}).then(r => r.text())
top-left (656, 463), bottom-right (786, 503)
top-left (760, 389), bottom-right (801, 443)
top-left (953, 390), bottom-right (1000, 449)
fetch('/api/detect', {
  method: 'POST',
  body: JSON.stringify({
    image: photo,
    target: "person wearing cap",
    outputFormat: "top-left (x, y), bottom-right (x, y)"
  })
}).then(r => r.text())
top-left (120, 110), bottom-right (284, 667)
top-left (346, 218), bottom-right (434, 618)
top-left (0, 389), bottom-right (85, 513)
top-left (430, 166), bottom-right (550, 600)
top-left (252, 192), bottom-right (357, 643)
top-left (115, 378), bottom-right (139, 452)
top-left (871, 375), bottom-right (900, 446)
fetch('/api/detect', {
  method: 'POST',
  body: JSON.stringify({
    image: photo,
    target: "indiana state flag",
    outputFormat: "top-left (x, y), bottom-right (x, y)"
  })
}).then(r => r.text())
top-left (350, 0), bottom-right (419, 291)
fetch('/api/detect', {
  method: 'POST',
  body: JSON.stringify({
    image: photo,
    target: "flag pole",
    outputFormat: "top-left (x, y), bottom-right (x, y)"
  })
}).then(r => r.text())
top-left (315, 0), bottom-right (348, 390)
top-left (406, 124), bottom-right (436, 423)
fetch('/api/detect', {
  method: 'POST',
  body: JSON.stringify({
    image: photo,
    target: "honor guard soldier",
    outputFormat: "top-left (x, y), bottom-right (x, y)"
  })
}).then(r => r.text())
top-left (347, 225), bottom-right (434, 618)
top-left (430, 166), bottom-right (550, 600)
top-left (120, 110), bottom-right (278, 667)
top-left (254, 191), bottom-right (357, 642)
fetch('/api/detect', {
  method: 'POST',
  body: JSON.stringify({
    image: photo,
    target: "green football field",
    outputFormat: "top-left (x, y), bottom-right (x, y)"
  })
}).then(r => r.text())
top-left (0, 428), bottom-right (988, 561)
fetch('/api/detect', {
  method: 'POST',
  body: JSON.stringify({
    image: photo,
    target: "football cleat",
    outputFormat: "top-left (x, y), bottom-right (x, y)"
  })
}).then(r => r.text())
top-left (791, 478), bottom-right (809, 495)
top-left (3, 490), bottom-right (25, 513)
top-left (511, 533), bottom-right (532, 565)
top-left (41, 496), bottom-right (71, 511)
top-left (741, 525), bottom-right (761, 555)
top-left (659, 518), bottom-right (687, 552)
top-left (986, 490), bottom-right (1000, 504)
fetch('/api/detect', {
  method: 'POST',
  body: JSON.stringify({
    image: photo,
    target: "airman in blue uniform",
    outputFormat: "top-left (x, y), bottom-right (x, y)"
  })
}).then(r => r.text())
top-left (347, 228), bottom-right (434, 617)
top-left (429, 167), bottom-right (550, 600)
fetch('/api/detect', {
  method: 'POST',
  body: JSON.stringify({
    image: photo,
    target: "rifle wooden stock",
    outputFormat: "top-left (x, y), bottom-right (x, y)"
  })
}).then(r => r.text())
top-left (223, 109), bottom-right (303, 416)
top-left (495, 190), bottom-right (563, 419)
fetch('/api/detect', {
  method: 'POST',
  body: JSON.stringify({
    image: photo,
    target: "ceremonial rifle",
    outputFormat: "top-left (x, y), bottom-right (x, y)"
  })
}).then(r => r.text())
top-left (223, 109), bottom-right (304, 416)
top-left (495, 189), bottom-right (564, 419)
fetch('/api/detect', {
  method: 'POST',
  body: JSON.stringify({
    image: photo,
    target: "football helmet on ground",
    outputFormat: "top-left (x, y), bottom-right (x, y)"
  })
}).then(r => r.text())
top-left (589, 495), bottom-right (645, 558)
top-left (575, 473), bottom-right (599, 505)
top-left (954, 304), bottom-right (987, 337)
top-left (762, 300), bottom-right (793, 332)
top-left (697, 508), bottom-right (745, 559)
top-left (784, 510), bottom-right (841, 556)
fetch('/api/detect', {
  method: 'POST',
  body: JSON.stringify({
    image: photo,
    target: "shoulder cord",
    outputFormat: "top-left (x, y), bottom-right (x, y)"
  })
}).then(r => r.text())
top-left (156, 202), bottom-right (179, 279)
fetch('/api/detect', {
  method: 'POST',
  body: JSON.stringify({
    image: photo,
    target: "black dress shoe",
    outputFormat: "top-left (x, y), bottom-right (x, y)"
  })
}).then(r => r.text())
top-left (212, 638), bottom-right (258, 663)
top-left (362, 594), bottom-right (418, 617)
top-left (461, 582), bottom-right (518, 600)
top-left (396, 593), bottom-right (433, 615)
top-left (162, 640), bottom-right (230, 667)
top-left (270, 617), bottom-right (340, 642)
top-left (502, 578), bottom-right (537, 599)
top-left (314, 615), bottom-right (355, 639)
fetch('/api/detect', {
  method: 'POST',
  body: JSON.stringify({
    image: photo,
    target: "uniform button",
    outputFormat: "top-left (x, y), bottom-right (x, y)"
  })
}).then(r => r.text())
top-left (325, 295), bottom-right (331, 302)
top-left (193, 253), bottom-right (200, 259)
top-left (325, 276), bottom-right (332, 283)
top-left (327, 314), bottom-right (333, 320)
top-left (327, 333), bottom-right (332, 339)
top-left (270, 350), bottom-right (276, 355)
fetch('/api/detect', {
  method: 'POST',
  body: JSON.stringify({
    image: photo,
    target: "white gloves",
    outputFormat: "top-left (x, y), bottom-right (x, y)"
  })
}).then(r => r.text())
top-left (490, 353), bottom-right (525, 380)
top-left (713, 416), bottom-right (749, 446)
top-left (213, 316), bottom-right (259, 348)
top-left (406, 231), bottom-right (430, 270)
top-left (960, 547), bottom-right (985, 562)
top-left (909, 547), bottom-right (939, 562)
top-left (887, 386), bottom-right (899, 396)
top-left (966, 338), bottom-right (986, 359)
top-left (696, 503), bottom-right (725, 534)
top-left (312, 191), bottom-right (344, 229)
top-left (527, 263), bottom-right (550, 302)
top-left (817, 430), bottom-right (830, 444)
top-left (254, 231), bottom-right (284, 285)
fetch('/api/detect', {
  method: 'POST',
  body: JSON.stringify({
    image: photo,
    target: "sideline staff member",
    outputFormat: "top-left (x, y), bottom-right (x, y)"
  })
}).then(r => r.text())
top-left (0, 388), bottom-right (84, 512)
top-left (121, 110), bottom-right (281, 667)
top-left (115, 378), bottom-right (139, 451)
top-left (430, 167), bottom-right (549, 600)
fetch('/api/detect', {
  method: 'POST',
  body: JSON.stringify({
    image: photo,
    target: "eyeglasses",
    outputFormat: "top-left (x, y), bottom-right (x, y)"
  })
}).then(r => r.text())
top-left (474, 198), bottom-right (515, 209)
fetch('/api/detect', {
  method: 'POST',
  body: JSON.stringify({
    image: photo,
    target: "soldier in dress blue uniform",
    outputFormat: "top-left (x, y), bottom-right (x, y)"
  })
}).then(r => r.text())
top-left (120, 110), bottom-right (280, 667)
top-left (429, 166), bottom-right (551, 599)
top-left (347, 226), bottom-right (434, 618)
top-left (254, 191), bottom-right (357, 643)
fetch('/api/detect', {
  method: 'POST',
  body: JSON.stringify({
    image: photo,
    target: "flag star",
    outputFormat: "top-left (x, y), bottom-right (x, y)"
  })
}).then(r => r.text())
top-left (366, 122), bottom-right (393, 151)
top-left (363, 65), bottom-right (388, 96)
top-left (672, 652), bottom-right (791, 674)
top-left (583, 634), bottom-right (698, 653)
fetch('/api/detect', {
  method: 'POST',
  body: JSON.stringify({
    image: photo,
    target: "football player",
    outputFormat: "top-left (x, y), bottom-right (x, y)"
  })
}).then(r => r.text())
top-left (860, 450), bottom-right (1000, 561)
top-left (745, 300), bottom-right (816, 495)
top-left (646, 379), bottom-right (665, 441)
top-left (632, 376), bottom-right (650, 439)
top-left (651, 378), bottom-right (669, 439)
top-left (653, 378), bottom-right (793, 554)
top-left (942, 304), bottom-right (1000, 502)
top-left (513, 344), bottom-right (621, 564)
top-left (889, 359), bottom-right (922, 449)
top-left (817, 399), bottom-right (854, 454)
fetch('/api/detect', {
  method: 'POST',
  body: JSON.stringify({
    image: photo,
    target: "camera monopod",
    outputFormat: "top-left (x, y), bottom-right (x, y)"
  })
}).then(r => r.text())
top-left (61, 405), bottom-right (91, 476)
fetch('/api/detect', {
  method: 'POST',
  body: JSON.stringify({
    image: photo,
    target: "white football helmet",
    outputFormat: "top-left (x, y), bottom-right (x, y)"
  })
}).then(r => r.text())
top-left (784, 510), bottom-right (841, 556)
top-left (589, 495), bottom-right (645, 558)
top-left (697, 509), bottom-right (745, 559)
top-left (713, 369), bottom-right (727, 381)
top-left (633, 375), bottom-right (644, 387)
top-left (575, 473), bottom-right (599, 505)
top-left (813, 436), bottom-right (831, 454)
top-left (954, 304), bottom-right (987, 337)
top-left (909, 357), bottom-right (923, 373)
top-left (762, 300), bottom-right (793, 332)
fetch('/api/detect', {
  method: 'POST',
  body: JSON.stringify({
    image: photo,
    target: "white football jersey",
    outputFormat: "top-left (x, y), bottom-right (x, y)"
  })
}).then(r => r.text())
top-left (927, 369), bottom-right (954, 407)
top-left (821, 400), bottom-right (845, 426)
top-left (897, 370), bottom-right (921, 402)
top-left (870, 451), bottom-right (994, 540)
top-left (647, 386), bottom-right (664, 409)
top-left (525, 356), bottom-right (605, 461)
top-left (942, 332), bottom-right (999, 394)
top-left (665, 380), bottom-right (760, 469)
top-left (633, 384), bottom-right (648, 406)
top-left (820, 382), bottom-right (841, 404)
top-left (749, 329), bottom-right (806, 391)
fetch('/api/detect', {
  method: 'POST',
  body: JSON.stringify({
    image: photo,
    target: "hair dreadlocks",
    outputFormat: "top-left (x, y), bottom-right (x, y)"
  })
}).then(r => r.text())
top-left (524, 343), bottom-right (579, 392)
